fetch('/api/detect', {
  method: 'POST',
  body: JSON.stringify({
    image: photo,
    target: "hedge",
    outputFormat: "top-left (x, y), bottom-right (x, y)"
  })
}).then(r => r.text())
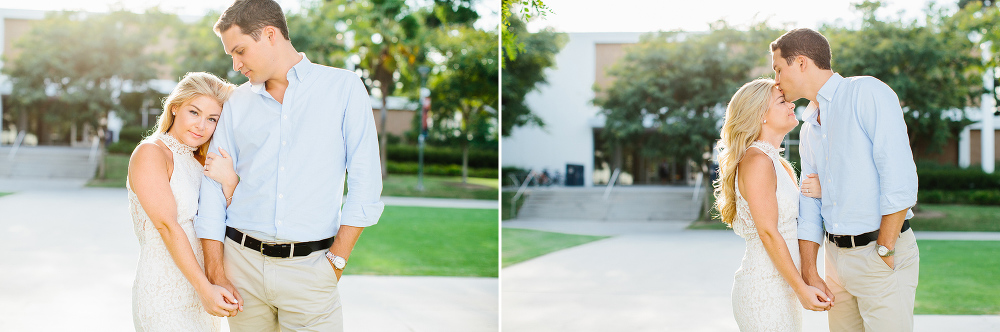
top-left (387, 161), bottom-right (498, 178)
top-left (918, 168), bottom-right (1000, 191)
top-left (918, 190), bottom-right (1000, 206)
top-left (386, 144), bottom-right (497, 168)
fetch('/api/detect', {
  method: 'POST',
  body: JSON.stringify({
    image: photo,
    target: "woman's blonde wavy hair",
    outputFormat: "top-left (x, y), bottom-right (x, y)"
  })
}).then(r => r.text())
top-left (713, 78), bottom-right (797, 225)
top-left (151, 72), bottom-right (235, 159)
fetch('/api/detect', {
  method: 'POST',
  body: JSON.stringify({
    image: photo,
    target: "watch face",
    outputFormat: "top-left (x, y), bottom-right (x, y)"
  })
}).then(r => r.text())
top-left (334, 257), bottom-right (347, 269)
top-left (877, 246), bottom-right (888, 256)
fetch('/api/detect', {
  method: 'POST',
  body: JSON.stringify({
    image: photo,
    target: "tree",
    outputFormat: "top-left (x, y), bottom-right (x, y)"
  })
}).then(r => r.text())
top-left (3, 10), bottom-right (169, 144)
top-left (501, 17), bottom-right (565, 135)
top-left (501, 0), bottom-right (552, 65)
top-left (173, 12), bottom-right (249, 85)
top-left (429, 25), bottom-right (499, 183)
top-left (594, 23), bottom-right (778, 176)
top-left (821, 1), bottom-right (981, 154)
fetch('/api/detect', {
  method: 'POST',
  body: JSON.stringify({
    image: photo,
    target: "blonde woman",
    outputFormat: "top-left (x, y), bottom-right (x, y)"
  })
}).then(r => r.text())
top-left (714, 78), bottom-right (831, 331)
top-left (128, 72), bottom-right (242, 331)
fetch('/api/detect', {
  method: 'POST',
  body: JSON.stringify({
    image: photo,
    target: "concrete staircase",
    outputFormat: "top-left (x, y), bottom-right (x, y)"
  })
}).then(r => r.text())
top-left (516, 186), bottom-right (702, 221)
top-left (0, 146), bottom-right (99, 179)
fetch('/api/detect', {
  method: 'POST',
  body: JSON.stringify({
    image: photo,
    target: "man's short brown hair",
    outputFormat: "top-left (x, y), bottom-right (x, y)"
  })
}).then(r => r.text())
top-left (770, 28), bottom-right (832, 70)
top-left (214, 0), bottom-right (290, 41)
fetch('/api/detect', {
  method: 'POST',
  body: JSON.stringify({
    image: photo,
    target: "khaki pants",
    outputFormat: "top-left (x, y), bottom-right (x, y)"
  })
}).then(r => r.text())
top-left (224, 237), bottom-right (343, 332)
top-left (825, 229), bottom-right (919, 332)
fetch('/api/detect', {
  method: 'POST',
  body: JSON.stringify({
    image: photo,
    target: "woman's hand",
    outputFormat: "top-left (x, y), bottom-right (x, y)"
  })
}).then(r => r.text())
top-left (198, 283), bottom-right (240, 317)
top-left (204, 147), bottom-right (237, 188)
top-left (801, 173), bottom-right (821, 198)
top-left (796, 284), bottom-right (833, 311)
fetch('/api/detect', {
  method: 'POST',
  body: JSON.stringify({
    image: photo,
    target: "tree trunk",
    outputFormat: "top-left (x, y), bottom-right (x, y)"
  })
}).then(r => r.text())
top-left (461, 103), bottom-right (471, 184)
top-left (379, 89), bottom-right (389, 180)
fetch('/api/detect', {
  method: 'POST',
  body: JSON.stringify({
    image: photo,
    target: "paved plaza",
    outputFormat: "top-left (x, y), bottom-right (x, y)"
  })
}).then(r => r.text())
top-left (0, 184), bottom-right (497, 331)
top-left (501, 221), bottom-right (1000, 331)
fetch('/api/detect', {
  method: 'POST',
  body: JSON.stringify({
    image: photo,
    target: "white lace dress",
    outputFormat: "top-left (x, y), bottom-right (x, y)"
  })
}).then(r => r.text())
top-left (128, 133), bottom-right (220, 332)
top-left (731, 141), bottom-right (802, 331)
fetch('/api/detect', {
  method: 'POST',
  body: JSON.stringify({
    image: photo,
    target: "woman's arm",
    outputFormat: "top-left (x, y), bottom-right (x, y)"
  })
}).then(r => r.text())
top-left (129, 143), bottom-right (239, 316)
top-left (738, 151), bottom-right (831, 311)
top-left (203, 147), bottom-right (239, 208)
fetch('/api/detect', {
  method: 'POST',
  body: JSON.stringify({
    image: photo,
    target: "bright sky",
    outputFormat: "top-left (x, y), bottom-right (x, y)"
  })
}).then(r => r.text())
top-left (4, 0), bottom-right (499, 29)
top-left (526, 0), bottom-right (954, 33)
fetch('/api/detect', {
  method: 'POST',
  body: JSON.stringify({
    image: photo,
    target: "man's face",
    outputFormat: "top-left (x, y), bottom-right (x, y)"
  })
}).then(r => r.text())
top-left (220, 26), bottom-right (269, 84)
top-left (771, 49), bottom-right (803, 102)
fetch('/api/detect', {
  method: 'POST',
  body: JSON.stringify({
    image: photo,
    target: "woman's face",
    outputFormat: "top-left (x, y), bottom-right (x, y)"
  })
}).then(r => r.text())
top-left (167, 95), bottom-right (221, 147)
top-left (763, 85), bottom-right (798, 135)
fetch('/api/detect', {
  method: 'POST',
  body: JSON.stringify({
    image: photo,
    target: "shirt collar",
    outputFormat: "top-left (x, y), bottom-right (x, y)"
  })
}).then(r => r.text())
top-left (249, 53), bottom-right (312, 94)
top-left (802, 73), bottom-right (843, 126)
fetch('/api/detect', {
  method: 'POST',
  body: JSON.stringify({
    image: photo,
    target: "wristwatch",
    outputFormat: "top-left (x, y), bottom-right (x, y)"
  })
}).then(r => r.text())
top-left (877, 245), bottom-right (895, 257)
top-left (326, 251), bottom-right (347, 270)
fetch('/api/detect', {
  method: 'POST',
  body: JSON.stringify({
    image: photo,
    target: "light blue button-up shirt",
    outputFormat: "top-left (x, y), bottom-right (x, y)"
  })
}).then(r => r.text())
top-left (798, 73), bottom-right (917, 245)
top-left (195, 54), bottom-right (384, 243)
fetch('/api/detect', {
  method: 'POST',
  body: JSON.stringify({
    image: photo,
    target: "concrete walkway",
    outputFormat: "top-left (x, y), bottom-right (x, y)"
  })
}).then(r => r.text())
top-left (0, 186), bottom-right (497, 331)
top-left (502, 221), bottom-right (1000, 331)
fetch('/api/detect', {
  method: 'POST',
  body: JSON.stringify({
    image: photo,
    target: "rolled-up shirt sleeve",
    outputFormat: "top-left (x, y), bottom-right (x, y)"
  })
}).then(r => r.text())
top-left (859, 80), bottom-right (918, 217)
top-left (195, 101), bottom-right (238, 242)
top-left (797, 125), bottom-right (825, 245)
top-left (340, 77), bottom-right (385, 228)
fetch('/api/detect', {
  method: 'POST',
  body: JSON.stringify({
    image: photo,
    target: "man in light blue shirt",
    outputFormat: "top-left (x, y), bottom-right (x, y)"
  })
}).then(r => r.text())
top-left (194, 0), bottom-right (383, 330)
top-left (771, 28), bottom-right (919, 331)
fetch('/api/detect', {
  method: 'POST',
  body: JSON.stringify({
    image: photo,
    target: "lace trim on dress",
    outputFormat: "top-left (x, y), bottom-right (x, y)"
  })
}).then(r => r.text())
top-left (157, 132), bottom-right (198, 156)
top-left (750, 140), bottom-right (784, 158)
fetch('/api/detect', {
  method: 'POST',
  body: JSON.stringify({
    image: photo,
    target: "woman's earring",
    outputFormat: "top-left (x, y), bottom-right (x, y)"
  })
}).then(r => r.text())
top-left (763, 120), bottom-right (767, 124)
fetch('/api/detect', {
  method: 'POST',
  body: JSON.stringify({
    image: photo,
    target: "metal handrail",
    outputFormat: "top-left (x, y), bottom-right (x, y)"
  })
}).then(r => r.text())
top-left (507, 173), bottom-right (521, 188)
top-left (89, 136), bottom-right (100, 163)
top-left (7, 130), bottom-right (26, 161)
top-left (510, 170), bottom-right (537, 220)
top-left (603, 168), bottom-right (620, 200)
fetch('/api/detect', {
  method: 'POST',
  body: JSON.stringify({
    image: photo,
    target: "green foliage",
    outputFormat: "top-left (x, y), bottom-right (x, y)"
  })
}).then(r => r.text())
top-left (107, 140), bottom-right (140, 154)
top-left (386, 144), bottom-right (497, 168)
top-left (3, 9), bottom-right (173, 144)
top-left (917, 168), bottom-right (1000, 190)
top-left (501, 0), bottom-right (553, 65)
top-left (594, 23), bottom-right (781, 170)
top-left (386, 162), bottom-right (498, 178)
top-left (172, 12), bottom-right (247, 85)
top-left (820, 1), bottom-right (981, 154)
top-left (918, 190), bottom-right (1000, 205)
top-left (501, 17), bottom-right (565, 135)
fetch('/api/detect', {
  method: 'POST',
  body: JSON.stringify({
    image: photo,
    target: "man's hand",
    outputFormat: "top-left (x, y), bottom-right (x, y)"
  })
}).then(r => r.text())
top-left (880, 253), bottom-right (895, 270)
top-left (327, 259), bottom-right (343, 281)
top-left (213, 276), bottom-right (244, 314)
top-left (803, 271), bottom-right (835, 305)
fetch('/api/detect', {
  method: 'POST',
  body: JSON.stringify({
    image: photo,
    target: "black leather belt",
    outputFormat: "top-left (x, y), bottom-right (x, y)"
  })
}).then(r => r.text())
top-left (226, 226), bottom-right (334, 258)
top-left (826, 220), bottom-right (911, 249)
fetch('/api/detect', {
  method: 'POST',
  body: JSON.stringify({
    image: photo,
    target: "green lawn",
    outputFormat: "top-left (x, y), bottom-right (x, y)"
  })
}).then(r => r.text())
top-left (87, 153), bottom-right (130, 188)
top-left (911, 204), bottom-right (1000, 232)
top-left (500, 191), bottom-right (528, 220)
top-left (91, 153), bottom-right (499, 200)
top-left (915, 240), bottom-right (1000, 314)
top-left (502, 228), bottom-right (609, 267)
top-left (346, 206), bottom-right (499, 277)
top-left (379, 174), bottom-right (498, 200)
top-left (0, 192), bottom-right (12, 198)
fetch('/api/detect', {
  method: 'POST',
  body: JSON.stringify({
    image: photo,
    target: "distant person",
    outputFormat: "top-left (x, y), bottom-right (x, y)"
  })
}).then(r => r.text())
top-left (194, 0), bottom-right (384, 330)
top-left (774, 28), bottom-right (919, 331)
top-left (127, 72), bottom-right (241, 330)
top-left (714, 78), bottom-right (832, 332)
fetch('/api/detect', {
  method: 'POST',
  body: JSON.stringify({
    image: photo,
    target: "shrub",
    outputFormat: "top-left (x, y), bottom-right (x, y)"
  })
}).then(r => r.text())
top-left (918, 190), bottom-right (1000, 206)
top-left (386, 144), bottom-right (498, 168)
top-left (108, 140), bottom-right (139, 154)
top-left (387, 161), bottom-right (497, 178)
top-left (917, 166), bottom-right (1000, 191)
top-left (119, 126), bottom-right (153, 143)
